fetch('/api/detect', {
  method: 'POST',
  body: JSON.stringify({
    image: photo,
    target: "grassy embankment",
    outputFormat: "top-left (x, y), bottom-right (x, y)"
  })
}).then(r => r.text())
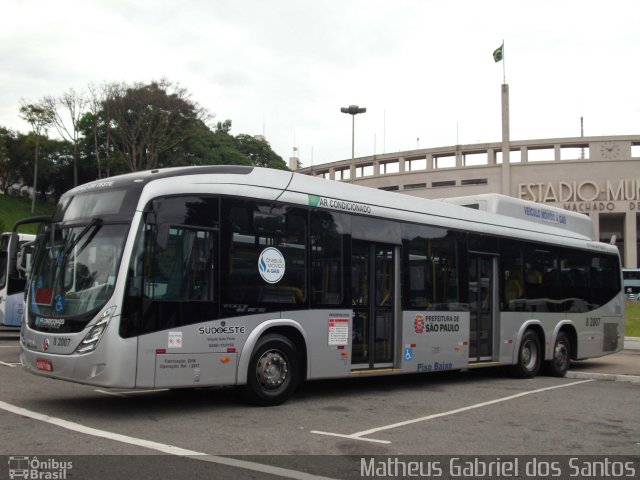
top-left (0, 194), bottom-right (54, 234)
top-left (625, 301), bottom-right (640, 337)
top-left (1, 192), bottom-right (639, 336)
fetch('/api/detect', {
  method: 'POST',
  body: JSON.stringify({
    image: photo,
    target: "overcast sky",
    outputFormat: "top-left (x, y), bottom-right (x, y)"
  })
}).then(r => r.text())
top-left (2, 0), bottom-right (639, 167)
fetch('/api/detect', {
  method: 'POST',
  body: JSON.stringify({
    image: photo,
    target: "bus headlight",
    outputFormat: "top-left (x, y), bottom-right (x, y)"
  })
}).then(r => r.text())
top-left (75, 306), bottom-right (117, 355)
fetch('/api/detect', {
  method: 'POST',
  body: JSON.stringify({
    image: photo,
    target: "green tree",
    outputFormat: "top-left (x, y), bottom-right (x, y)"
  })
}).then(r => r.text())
top-left (0, 127), bottom-right (19, 193)
top-left (101, 79), bottom-right (210, 171)
top-left (215, 119), bottom-right (232, 134)
top-left (76, 80), bottom-right (288, 175)
top-left (19, 101), bottom-right (54, 212)
top-left (159, 120), bottom-right (250, 167)
top-left (84, 82), bottom-right (125, 179)
top-left (7, 132), bottom-right (70, 202)
top-left (233, 134), bottom-right (288, 170)
top-left (43, 88), bottom-right (88, 187)
top-left (162, 120), bottom-right (288, 170)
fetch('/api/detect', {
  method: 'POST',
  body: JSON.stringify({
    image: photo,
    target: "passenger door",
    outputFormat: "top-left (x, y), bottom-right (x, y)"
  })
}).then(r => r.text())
top-left (351, 241), bottom-right (395, 369)
top-left (468, 254), bottom-right (497, 362)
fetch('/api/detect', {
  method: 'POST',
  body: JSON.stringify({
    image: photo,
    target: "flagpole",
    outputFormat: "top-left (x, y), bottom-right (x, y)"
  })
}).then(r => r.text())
top-left (502, 39), bottom-right (506, 83)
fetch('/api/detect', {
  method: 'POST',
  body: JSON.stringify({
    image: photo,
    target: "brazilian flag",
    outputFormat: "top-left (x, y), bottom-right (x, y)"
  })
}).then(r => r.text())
top-left (493, 43), bottom-right (504, 62)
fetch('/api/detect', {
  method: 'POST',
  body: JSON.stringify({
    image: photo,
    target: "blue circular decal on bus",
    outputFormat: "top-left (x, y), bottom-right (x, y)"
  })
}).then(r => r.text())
top-left (258, 247), bottom-right (286, 284)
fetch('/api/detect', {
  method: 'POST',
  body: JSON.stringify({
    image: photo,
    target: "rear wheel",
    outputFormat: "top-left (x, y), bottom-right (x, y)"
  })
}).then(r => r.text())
top-left (510, 330), bottom-right (542, 378)
top-left (544, 332), bottom-right (571, 377)
top-left (242, 334), bottom-right (300, 406)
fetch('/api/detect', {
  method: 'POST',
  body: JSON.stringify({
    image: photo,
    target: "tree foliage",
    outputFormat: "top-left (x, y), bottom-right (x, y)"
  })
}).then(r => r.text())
top-left (43, 88), bottom-right (87, 186)
top-left (4, 78), bottom-right (288, 201)
top-left (234, 134), bottom-right (288, 170)
top-left (101, 79), bottom-right (210, 171)
top-left (18, 100), bottom-right (55, 211)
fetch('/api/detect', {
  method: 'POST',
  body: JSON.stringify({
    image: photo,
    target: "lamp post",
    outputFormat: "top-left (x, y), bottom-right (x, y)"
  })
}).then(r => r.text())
top-left (340, 105), bottom-right (366, 162)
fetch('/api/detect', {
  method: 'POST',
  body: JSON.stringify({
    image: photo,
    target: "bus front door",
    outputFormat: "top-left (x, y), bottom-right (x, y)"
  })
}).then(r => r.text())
top-left (468, 254), bottom-right (497, 362)
top-left (351, 241), bottom-right (395, 370)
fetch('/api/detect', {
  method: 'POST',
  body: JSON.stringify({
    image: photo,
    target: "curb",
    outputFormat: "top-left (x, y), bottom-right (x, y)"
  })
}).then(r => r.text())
top-left (566, 371), bottom-right (640, 384)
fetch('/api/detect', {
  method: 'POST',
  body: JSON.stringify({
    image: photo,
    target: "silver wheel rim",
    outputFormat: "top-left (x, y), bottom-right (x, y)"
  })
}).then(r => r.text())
top-left (256, 349), bottom-right (288, 390)
top-left (521, 339), bottom-right (538, 371)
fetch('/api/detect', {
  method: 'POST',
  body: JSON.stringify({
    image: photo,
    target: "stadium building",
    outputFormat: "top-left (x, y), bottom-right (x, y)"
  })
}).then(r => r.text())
top-left (294, 133), bottom-right (640, 269)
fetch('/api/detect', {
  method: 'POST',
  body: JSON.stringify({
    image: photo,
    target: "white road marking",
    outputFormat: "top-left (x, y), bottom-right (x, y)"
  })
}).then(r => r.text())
top-left (310, 430), bottom-right (392, 445)
top-left (311, 379), bottom-right (595, 444)
top-left (0, 360), bottom-right (19, 367)
top-left (0, 400), bottom-right (337, 480)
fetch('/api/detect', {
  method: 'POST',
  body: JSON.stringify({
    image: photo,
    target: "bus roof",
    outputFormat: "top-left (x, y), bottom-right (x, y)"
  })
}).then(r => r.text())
top-left (436, 194), bottom-right (595, 240)
top-left (281, 170), bottom-right (597, 243)
top-left (66, 166), bottom-right (616, 253)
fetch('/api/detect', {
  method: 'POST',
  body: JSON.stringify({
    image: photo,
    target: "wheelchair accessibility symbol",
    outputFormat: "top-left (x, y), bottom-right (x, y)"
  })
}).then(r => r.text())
top-left (404, 347), bottom-right (413, 361)
top-left (54, 295), bottom-right (65, 313)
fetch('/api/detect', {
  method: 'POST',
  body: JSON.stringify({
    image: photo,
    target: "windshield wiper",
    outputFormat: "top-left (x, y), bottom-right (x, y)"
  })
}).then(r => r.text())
top-left (63, 218), bottom-right (103, 257)
top-left (48, 219), bottom-right (103, 301)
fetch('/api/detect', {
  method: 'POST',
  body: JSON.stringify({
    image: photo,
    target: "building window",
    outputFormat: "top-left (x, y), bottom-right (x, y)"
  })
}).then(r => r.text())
top-left (463, 152), bottom-right (488, 166)
top-left (526, 148), bottom-right (554, 162)
top-left (408, 158), bottom-right (427, 171)
top-left (434, 155), bottom-right (456, 168)
top-left (380, 161), bottom-right (399, 174)
top-left (356, 165), bottom-right (374, 177)
top-left (461, 178), bottom-right (488, 185)
top-left (432, 180), bottom-right (456, 188)
top-left (404, 183), bottom-right (427, 190)
top-left (336, 168), bottom-right (351, 180)
top-left (496, 150), bottom-right (522, 163)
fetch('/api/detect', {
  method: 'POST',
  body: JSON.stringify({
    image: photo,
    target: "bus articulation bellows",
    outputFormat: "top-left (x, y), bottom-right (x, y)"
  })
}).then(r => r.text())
top-left (20, 166), bottom-right (624, 405)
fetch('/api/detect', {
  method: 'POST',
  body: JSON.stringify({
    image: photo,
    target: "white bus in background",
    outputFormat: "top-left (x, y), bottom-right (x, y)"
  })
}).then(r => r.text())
top-left (623, 269), bottom-right (640, 301)
top-left (20, 166), bottom-right (624, 405)
top-left (0, 232), bottom-right (35, 327)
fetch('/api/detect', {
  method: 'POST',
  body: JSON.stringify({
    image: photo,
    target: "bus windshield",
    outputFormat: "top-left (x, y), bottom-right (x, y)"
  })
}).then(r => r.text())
top-left (27, 185), bottom-right (139, 331)
top-left (29, 221), bottom-right (129, 324)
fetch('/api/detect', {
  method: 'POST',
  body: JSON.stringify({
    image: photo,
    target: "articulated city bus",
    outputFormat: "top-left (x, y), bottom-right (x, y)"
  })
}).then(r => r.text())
top-left (0, 232), bottom-right (35, 327)
top-left (20, 166), bottom-right (624, 405)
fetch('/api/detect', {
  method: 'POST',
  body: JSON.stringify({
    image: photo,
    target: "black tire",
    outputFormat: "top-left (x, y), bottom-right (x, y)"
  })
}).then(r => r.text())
top-left (544, 331), bottom-right (571, 377)
top-left (242, 334), bottom-right (300, 406)
top-left (510, 330), bottom-right (542, 378)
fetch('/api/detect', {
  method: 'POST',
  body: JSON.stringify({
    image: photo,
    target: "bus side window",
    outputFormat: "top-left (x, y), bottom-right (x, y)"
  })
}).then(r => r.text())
top-left (310, 211), bottom-right (348, 307)
top-left (222, 199), bottom-right (308, 315)
top-left (402, 226), bottom-right (460, 310)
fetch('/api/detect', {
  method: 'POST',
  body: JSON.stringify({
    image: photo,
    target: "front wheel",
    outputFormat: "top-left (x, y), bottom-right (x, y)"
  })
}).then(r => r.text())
top-left (544, 332), bottom-right (571, 377)
top-left (510, 330), bottom-right (542, 378)
top-left (242, 334), bottom-right (300, 406)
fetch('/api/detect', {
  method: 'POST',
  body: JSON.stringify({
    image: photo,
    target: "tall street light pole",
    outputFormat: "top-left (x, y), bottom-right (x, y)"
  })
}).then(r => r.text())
top-left (340, 105), bottom-right (366, 162)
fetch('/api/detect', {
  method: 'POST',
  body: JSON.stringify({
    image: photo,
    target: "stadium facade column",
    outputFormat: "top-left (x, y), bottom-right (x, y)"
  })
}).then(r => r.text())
top-left (625, 211), bottom-right (638, 268)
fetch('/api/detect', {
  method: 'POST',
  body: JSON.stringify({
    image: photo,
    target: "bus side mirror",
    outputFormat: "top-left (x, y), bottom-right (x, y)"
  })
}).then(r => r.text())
top-left (7, 232), bottom-right (19, 263)
top-left (6, 232), bottom-right (20, 279)
top-left (7, 234), bottom-right (28, 295)
top-left (16, 241), bottom-right (35, 278)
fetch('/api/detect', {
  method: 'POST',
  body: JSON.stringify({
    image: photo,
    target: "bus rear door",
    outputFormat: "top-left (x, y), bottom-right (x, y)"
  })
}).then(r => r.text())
top-left (351, 241), bottom-right (397, 370)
